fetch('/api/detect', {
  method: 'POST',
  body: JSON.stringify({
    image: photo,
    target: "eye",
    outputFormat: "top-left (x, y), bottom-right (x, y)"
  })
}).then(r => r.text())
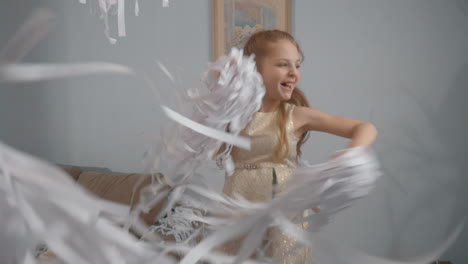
top-left (295, 64), bottom-right (301, 69)
top-left (277, 63), bottom-right (288, 67)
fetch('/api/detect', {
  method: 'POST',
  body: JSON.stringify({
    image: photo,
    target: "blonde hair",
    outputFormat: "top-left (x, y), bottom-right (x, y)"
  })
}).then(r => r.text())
top-left (243, 30), bottom-right (310, 162)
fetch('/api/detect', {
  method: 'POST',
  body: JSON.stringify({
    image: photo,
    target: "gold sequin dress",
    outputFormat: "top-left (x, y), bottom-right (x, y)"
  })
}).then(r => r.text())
top-left (222, 103), bottom-right (313, 263)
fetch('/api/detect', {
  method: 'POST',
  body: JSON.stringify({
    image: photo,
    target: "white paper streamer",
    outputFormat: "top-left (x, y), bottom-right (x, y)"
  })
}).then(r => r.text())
top-left (174, 147), bottom-right (381, 264)
top-left (98, 0), bottom-right (117, 44)
top-left (170, 48), bottom-right (265, 176)
top-left (161, 105), bottom-right (251, 150)
top-left (135, 0), bottom-right (140, 16)
top-left (78, 0), bottom-right (172, 43)
top-left (0, 142), bottom-right (153, 264)
top-left (117, 0), bottom-right (126, 37)
top-left (0, 62), bottom-right (134, 82)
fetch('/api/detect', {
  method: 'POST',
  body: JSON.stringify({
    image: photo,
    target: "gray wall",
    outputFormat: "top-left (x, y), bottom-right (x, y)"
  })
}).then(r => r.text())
top-left (1, 0), bottom-right (467, 263)
top-left (1, 0), bottom-right (211, 171)
top-left (293, 1), bottom-right (468, 263)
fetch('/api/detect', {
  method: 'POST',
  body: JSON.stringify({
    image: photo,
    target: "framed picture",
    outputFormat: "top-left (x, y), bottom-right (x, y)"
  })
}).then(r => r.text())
top-left (211, 0), bottom-right (291, 60)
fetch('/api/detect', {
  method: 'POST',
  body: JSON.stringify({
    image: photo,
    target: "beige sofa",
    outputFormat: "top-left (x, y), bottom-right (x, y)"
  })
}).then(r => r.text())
top-left (36, 166), bottom-right (173, 261)
top-left (61, 166), bottom-right (164, 226)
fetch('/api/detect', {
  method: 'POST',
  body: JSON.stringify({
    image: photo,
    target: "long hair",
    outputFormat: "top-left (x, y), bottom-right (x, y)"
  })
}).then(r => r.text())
top-left (243, 30), bottom-right (310, 162)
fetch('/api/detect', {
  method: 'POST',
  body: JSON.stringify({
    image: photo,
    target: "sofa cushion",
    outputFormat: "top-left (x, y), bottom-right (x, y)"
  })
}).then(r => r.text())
top-left (77, 172), bottom-right (164, 225)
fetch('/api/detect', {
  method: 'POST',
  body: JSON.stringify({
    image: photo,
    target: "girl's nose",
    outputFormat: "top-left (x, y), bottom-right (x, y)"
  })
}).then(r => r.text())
top-left (289, 67), bottom-right (299, 77)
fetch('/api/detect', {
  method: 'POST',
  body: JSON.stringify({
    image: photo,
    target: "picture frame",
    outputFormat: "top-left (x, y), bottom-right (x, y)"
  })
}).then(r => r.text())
top-left (211, 0), bottom-right (291, 60)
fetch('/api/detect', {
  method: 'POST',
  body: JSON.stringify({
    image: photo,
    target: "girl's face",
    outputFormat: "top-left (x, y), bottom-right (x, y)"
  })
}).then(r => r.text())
top-left (257, 40), bottom-right (301, 103)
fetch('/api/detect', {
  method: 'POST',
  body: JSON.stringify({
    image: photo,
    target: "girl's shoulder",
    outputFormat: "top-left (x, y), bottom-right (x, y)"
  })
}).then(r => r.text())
top-left (291, 105), bottom-right (322, 120)
top-left (292, 105), bottom-right (370, 137)
top-left (291, 105), bottom-right (330, 133)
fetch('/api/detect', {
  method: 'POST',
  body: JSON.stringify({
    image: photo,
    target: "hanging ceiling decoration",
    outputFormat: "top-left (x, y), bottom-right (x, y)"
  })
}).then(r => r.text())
top-left (77, 0), bottom-right (170, 44)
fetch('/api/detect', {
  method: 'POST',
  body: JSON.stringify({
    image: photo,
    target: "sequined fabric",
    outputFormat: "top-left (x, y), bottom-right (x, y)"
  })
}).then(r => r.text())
top-left (222, 103), bottom-right (314, 263)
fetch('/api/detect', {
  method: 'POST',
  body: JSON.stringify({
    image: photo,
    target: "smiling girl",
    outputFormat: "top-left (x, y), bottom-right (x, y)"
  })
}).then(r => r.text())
top-left (220, 30), bottom-right (377, 263)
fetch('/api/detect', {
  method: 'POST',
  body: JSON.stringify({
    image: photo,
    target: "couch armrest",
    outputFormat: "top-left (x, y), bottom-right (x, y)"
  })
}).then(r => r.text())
top-left (60, 166), bottom-right (82, 181)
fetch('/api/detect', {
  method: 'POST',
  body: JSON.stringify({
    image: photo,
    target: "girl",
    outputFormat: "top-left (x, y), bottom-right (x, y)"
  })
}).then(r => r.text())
top-left (220, 30), bottom-right (377, 263)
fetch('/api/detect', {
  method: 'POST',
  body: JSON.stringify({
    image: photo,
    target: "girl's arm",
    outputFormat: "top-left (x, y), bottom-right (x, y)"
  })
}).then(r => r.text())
top-left (293, 106), bottom-right (378, 149)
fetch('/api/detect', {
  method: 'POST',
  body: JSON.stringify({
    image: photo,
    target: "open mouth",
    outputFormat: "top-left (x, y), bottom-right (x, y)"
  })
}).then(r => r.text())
top-left (281, 82), bottom-right (294, 90)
